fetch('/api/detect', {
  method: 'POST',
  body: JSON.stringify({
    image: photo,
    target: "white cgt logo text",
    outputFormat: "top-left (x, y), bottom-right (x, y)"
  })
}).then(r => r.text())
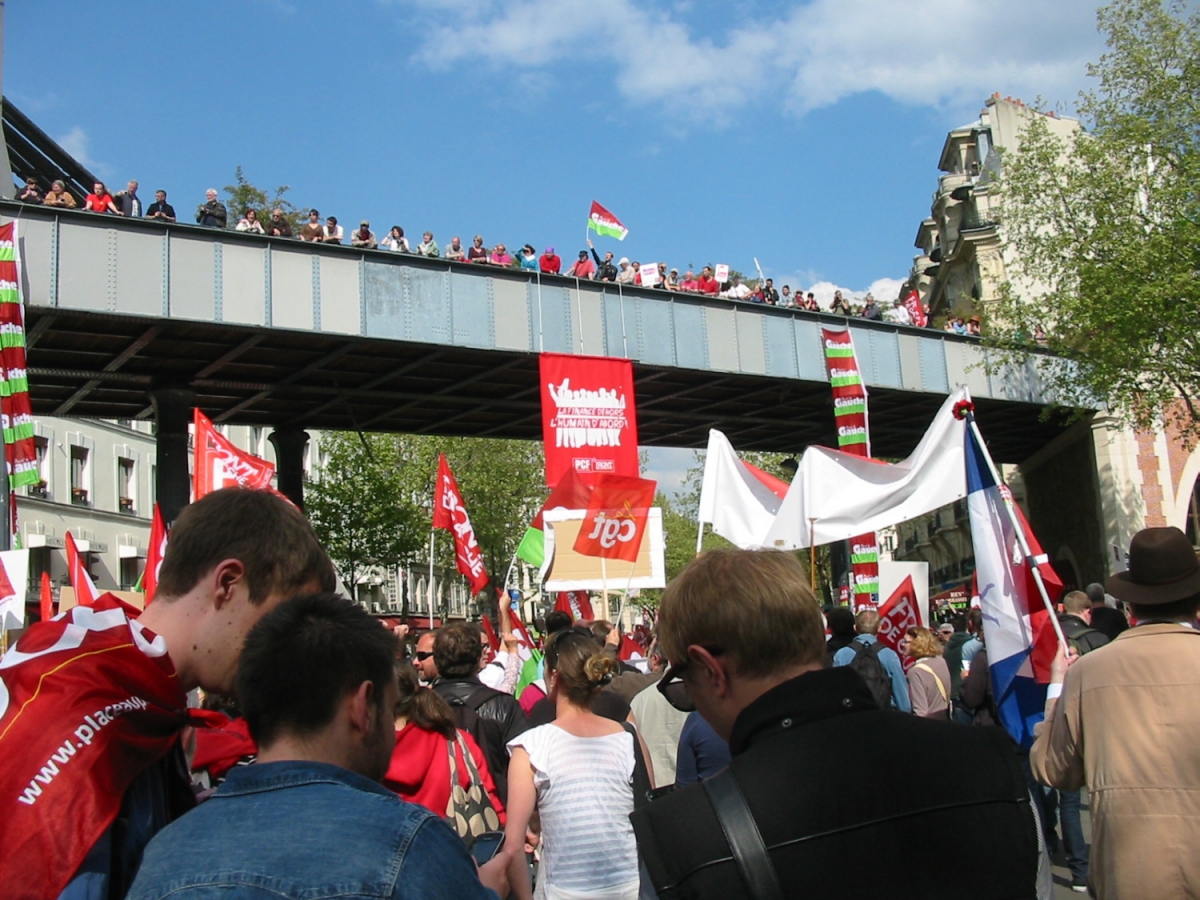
top-left (586, 513), bottom-right (637, 548)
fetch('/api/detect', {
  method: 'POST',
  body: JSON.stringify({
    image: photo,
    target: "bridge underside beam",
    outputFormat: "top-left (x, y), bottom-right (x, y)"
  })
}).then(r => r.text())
top-left (24, 308), bottom-right (1072, 463)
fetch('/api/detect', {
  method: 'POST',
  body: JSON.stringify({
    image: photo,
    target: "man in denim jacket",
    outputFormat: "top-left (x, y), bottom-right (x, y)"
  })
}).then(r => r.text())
top-left (128, 593), bottom-right (506, 900)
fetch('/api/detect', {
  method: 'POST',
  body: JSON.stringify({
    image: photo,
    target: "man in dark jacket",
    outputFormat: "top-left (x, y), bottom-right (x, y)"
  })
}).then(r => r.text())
top-left (632, 548), bottom-right (1048, 900)
top-left (432, 621), bottom-right (528, 802)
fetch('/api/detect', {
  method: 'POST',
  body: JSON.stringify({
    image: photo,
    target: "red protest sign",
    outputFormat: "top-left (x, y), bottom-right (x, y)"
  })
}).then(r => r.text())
top-left (540, 353), bottom-right (639, 487)
top-left (573, 475), bottom-right (657, 563)
top-left (432, 454), bottom-right (490, 595)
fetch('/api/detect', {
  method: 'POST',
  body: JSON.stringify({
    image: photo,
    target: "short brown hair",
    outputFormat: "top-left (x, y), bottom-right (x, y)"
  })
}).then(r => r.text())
top-left (657, 549), bottom-right (824, 678)
top-left (395, 663), bottom-right (456, 739)
top-left (905, 627), bottom-right (942, 659)
top-left (156, 489), bottom-right (334, 604)
top-left (1062, 591), bottom-right (1091, 616)
top-left (434, 621), bottom-right (482, 678)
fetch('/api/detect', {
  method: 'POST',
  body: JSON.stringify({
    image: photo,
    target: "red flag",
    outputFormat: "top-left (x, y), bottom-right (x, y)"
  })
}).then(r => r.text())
top-left (193, 409), bottom-right (275, 500)
top-left (144, 503), bottom-right (168, 605)
top-left (743, 461), bottom-right (789, 500)
top-left (903, 288), bottom-right (927, 327)
top-left (66, 531), bottom-right (100, 608)
top-left (531, 467), bottom-right (593, 531)
top-left (431, 454), bottom-right (490, 596)
top-left (573, 475), bottom-right (657, 563)
top-left (554, 591), bottom-right (594, 622)
top-left (617, 634), bottom-right (643, 661)
top-left (0, 595), bottom-right (189, 899)
top-left (479, 615), bottom-right (501, 652)
top-left (39, 570), bottom-right (53, 622)
top-left (1006, 486), bottom-right (1062, 683)
top-left (875, 575), bottom-right (922, 664)
top-left (540, 353), bottom-right (639, 487)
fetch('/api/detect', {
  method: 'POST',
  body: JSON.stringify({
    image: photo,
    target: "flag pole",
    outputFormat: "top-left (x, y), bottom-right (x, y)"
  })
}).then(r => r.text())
top-left (966, 415), bottom-right (1068, 650)
top-left (427, 530), bottom-right (436, 630)
top-left (808, 517), bottom-right (818, 593)
top-left (601, 556), bottom-right (609, 623)
top-left (695, 520), bottom-right (704, 555)
top-left (501, 549), bottom-right (519, 596)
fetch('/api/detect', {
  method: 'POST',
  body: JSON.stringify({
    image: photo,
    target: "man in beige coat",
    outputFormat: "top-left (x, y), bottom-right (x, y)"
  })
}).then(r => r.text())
top-left (1031, 526), bottom-right (1200, 899)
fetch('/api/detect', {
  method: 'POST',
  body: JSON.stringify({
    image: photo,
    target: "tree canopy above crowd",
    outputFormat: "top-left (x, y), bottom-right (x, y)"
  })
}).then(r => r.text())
top-left (991, 0), bottom-right (1200, 435)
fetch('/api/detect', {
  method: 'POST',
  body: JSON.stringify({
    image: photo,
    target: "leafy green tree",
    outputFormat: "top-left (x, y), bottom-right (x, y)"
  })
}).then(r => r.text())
top-left (305, 433), bottom-right (426, 593)
top-left (223, 166), bottom-right (303, 231)
top-left (990, 0), bottom-right (1200, 434)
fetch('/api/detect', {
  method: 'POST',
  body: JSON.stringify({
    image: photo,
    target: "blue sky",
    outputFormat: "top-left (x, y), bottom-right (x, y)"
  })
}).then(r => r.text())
top-left (5, 0), bottom-right (1107, 491)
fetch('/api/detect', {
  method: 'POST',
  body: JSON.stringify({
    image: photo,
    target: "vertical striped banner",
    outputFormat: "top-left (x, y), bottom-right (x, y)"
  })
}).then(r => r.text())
top-left (0, 223), bottom-right (37, 545)
top-left (821, 327), bottom-right (879, 607)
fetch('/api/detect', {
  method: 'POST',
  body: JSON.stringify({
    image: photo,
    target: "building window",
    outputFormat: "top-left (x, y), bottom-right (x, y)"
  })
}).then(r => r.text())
top-left (118, 458), bottom-right (135, 514)
top-left (70, 446), bottom-right (89, 506)
top-left (29, 436), bottom-right (49, 498)
top-left (119, 557), bottom-right (141, 591)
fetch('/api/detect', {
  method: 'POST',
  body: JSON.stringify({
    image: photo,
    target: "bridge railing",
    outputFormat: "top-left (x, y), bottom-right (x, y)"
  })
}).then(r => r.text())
top-left (2, 200), bottom-right (1052, 403)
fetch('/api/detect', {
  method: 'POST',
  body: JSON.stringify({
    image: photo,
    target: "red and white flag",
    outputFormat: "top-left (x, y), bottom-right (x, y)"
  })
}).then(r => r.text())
top-left (903, 289), bottom-right (927, 328)
top-left (143, 504), bottom-right (168, 605)
top-left (66, 532), bottom-right (100, 608)
top-left (697, 429), bottom-right (787, 549)
top-left (554, 591), bottom-right (594, 622)
top-left (586, 200), bottom-right (628, 241)
top-left (0, 596), bottom-right (189, 899)
top-left (479, 614), bottom-right (501, 653)
top-left (875, 575), bottom-right (923, 667)
top-left (193, 410), bottom-right (275, 500)
top-left (431, 454), bottom-right (489, 596)
top-left (540, 353), bottom-right (639, 488)
top-left (573, 475), bottom-right (657, 563)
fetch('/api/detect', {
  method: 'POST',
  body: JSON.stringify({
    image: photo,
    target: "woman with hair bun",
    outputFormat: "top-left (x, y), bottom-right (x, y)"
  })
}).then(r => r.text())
top-left (502, 629), bottom-right (651, 900)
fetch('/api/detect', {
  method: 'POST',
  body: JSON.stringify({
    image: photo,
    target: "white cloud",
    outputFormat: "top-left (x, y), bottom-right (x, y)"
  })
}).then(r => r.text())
top-left (55, 126), bottom-right (109, 175)
top-left (393, 0), bottom-right (1104, 122)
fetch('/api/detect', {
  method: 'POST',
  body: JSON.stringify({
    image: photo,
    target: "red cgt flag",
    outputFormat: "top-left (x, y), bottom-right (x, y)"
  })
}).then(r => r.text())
top-left (431, 454), bottom-right (490, 596)
top-left (193, 409), bottom-right (275, 501)
top-left (573, 475), bottom-right (657, 563)
top-left (143, 503), bottom-right (168, 606)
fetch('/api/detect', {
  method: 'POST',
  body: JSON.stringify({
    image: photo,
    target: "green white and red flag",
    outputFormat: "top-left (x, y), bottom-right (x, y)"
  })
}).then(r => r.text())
top-left (587, 201), bottom-right (628, 241)
top-left (0, 222), bottom-right (39, 544)
top-left (821, 327), bottom-right (879, 608)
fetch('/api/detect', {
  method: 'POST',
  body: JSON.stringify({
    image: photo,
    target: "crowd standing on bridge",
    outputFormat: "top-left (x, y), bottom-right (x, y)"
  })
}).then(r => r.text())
top-left (1, 481), bottom-right (1197, 898)
top-left (13, 175), bottom-right (969, 330)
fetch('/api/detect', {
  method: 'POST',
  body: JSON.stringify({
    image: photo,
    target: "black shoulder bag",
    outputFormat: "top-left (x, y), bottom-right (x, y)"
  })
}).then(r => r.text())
top-left (702, 769), bottom-right (784, 900)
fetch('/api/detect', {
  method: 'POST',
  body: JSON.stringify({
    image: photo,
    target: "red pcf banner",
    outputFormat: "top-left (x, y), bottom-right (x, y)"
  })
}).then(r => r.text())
top-left (573, 474), bottom-right (657, 563)
top-left (193, 410), bottom-right (276, 500)
top-left (876, 575), bottom-right (922, 669)
top-left (431, 454), bottom-right (490, 595)
top-left (540, 353), bottom-right (639, 487)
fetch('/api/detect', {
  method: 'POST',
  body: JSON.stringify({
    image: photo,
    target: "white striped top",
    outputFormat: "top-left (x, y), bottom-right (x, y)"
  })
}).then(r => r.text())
top-left (509, 723), bottom-right (639, 894)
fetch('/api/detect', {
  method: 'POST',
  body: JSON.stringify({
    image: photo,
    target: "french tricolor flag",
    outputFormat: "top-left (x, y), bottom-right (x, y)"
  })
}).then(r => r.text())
top-left (966, 425), bottom-right (1061, 748)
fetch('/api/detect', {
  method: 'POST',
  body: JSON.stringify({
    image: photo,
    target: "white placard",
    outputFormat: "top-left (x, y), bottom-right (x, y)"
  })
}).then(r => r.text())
top-left (0, 549), bottom-right (30, 630)
top-left (639, 263), bottom-right (660, 287)
top-left (714, 264), bottom-right (730, 283)
top-left (542, 508), bottom-right (666, 591)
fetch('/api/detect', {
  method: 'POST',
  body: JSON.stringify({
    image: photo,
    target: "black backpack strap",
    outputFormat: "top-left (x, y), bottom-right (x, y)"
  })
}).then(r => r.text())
top-left (621, 722), bottom-right (653, 809)
top-left (702, 769), bottom-right (784, 900)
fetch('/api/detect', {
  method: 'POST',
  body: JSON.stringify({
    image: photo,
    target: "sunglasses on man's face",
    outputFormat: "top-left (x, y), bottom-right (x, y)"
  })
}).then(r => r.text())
top-left (414, 650), bottom-right (434, 661)
top-left (656, 646), bottom-right (723, 713)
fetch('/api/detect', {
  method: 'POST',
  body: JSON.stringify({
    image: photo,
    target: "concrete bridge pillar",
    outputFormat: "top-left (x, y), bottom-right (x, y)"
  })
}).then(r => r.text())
top-left (269, 428), bottom-right (309, 511)
top-left (150, 385), bottom-right (196, 526)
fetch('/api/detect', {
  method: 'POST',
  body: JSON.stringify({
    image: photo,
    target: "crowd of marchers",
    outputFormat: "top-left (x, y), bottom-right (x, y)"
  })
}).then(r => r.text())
top-left (1, 483), bottom-right (1196, 899)
top-left (15, 174), bottom-right (975, 331)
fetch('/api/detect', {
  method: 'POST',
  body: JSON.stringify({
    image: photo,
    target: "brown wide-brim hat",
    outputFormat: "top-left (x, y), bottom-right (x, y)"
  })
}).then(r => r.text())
top-left (1106, 526), bottom-right (1200, 605)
